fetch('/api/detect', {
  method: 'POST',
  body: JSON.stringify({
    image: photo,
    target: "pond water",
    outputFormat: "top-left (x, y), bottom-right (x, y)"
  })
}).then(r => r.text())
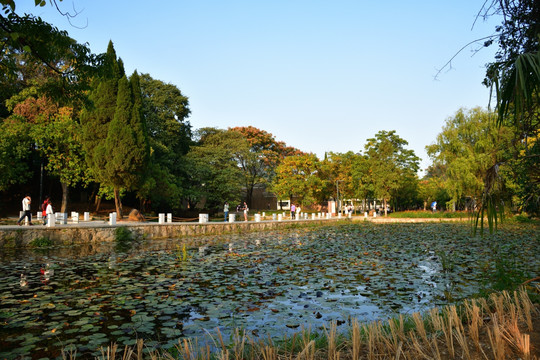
top-left (0, 223), bottom-right (538, 358)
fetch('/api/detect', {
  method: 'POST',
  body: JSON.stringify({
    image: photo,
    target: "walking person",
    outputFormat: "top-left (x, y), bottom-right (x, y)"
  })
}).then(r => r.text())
top-left (17, 195), bottom-right (33, 226)
top-left (243, 202), bottom-right (249, 221)
top-left (41, 197), bottom-right (50, 225)
top-left (290, 203), bottom-right (296, 219)
top-left (45, 199), bottom-right (54, 226)
top-left (224, 202), bottom-right (229, 222)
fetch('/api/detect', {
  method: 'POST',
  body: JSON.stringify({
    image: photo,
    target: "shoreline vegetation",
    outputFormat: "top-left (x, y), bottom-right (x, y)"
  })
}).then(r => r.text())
top-left (65, 288), bottom-right (539, 360)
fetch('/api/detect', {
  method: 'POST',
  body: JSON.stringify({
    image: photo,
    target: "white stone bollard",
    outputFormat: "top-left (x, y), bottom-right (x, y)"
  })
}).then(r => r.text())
top-left (229, 214), bottom-right (236, 222)
top-left (254, 214), bottom-right (261, 222)
top-left (56, 213), bottom-right (67, 224)
top-left (199, 214), bottom-right (208, 223)
top-left (109, 212), bottom-right (117, 225)
top-left (36, 212), bottom-right (42, 220)
top-left (338, 213), bottom-right (342, 218)
top-left (364, 212), bottom-right (368, 218)
top-left (47, 213), bottom-right (56, 227)
top-left (278, 214), bottom-right (283, 221)
top-left (84, 212), bottom-right (90, 221)
top-left (272, 213), bottom-right (276, 221)
top-left (373, 212), bottom-right (377, 218)
top-left (348, 212), bottom-right (352, 218)
top-left (71, 212), bottom-right (79, 223)
top-left (159, 213), bottom-right (165, 224)
top-left (262, 212), bottom-right (266, 219)
top-left (167, 213), bottom-right (172, 223)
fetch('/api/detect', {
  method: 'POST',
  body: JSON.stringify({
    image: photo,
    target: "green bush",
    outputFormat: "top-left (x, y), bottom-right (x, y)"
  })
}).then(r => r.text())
top-left (512, 213), bottom-right (533, 223)
top-left (29, 237), bottom-right (53, 247)
top-left (114, 227), bottom-right (133, 252)
top-left (388, 211), bottom-right (468, 219)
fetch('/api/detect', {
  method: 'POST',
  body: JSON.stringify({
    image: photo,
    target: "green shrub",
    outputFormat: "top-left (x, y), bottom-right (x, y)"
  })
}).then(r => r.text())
top-left (512, 213), bottom-right (533, 223)
top-left (388, 211), bottom-right (468, 219)
top-left (114, 227), bottom-right (133, 252)
top-left (30, 236), bottom-right (53, 247)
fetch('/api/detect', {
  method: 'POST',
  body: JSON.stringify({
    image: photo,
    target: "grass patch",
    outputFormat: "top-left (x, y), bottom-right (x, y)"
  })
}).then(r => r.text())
top-left (388, 210), bottom-right (469, 218)
top-left (114, 226), bottom-right (134, 252)
top-left (29, 236), bottom-right (53, 247)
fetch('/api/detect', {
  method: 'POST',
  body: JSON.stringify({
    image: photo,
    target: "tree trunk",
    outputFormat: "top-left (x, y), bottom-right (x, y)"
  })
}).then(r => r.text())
top-left (114, 187), bottom-right (123, 218)
top-left (384, 198), bottom-right (388, 217)
top-left (246, 184), bottom-right (254, 209)
top-left (60, 181), bottom-right (69, 213)
top-left (95, 196), bottom-right (102, 213)
top-left (140, 198), bottom-right (146, 213)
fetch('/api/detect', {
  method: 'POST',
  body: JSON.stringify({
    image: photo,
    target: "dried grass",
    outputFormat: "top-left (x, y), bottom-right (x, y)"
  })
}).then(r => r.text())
top-left (78, 288), bottom-right (539, 360)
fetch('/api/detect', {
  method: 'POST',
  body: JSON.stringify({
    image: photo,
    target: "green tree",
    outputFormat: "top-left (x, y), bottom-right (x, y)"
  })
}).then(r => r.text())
top-left (417, 176), bottom-right (449, 211)
top-left (426, 108), bottom-right (513, 211)
top-left (99, 73), bottom-right (149, 217)
top-left (229, 126), bottom-right (302, 208)
top-left (185, 128), bottom-right (246, 212)
top-left (31, 107), bottom-right (89, 212)
top-left (271, 153), bottom-right (326, 208)
top-left (139, 73), bottom-right (191, 211)
top-left (1, 4), bottom-right (95, 117)
top-left (364, 130), bottom-right (420, 216)
top-left (351, 154), bottom-right (374, 212)
top-left (321, 151), bottom-right (357, 211)
top-left (81, 41), bottom-right (123, 178)
top-left (0, 116), bottom-right (33, 191)
top-left (478, 0), bottom-right (540, 222)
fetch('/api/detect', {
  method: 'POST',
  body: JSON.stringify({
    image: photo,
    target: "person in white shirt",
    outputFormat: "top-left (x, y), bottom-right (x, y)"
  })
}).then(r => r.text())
top-left (17, 195), bottom-right (33, 226)
top-left (45, 201), bottom-right (54, 225)
top-left (224, 202), bottom-right (229, 222)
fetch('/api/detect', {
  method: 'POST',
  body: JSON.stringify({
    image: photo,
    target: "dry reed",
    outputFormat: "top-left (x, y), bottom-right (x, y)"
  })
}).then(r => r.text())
top-left (80, 288), bottom-right (538, 360)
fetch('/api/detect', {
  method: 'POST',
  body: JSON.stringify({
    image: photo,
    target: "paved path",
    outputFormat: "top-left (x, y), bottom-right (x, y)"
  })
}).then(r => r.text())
top-left (0, 214), bottom-right (468, 230)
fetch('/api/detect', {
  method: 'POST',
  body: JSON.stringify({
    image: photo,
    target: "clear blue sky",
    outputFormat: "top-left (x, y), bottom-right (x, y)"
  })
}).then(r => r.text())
top-left (17, 0), bottom-right (500, 174)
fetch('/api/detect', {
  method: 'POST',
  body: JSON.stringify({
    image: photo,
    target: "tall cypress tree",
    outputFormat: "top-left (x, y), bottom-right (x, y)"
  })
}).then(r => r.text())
top-left (102, 73), bottom-right (149, 217)
top-left (81, 42), bottom-right (149, 216)
top-left (81, 41), bottom-right (124, 180)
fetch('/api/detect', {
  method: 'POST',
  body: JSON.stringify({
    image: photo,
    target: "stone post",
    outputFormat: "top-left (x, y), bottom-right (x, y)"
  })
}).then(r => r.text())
top-left (109, 212), bottom-right (117, 225)
top-left (47, 213), bottom-right (56, 227)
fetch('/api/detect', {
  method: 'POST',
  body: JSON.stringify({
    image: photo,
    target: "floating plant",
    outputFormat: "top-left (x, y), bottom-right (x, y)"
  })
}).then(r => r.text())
top-left (0, 223), bottom-right (538, 358)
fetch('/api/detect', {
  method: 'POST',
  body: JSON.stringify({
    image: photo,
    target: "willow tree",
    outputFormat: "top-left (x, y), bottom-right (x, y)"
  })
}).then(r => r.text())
top-left (426, 108), bottom-right (513, 211)
top-left (477, 0), bottom-right (540, 226)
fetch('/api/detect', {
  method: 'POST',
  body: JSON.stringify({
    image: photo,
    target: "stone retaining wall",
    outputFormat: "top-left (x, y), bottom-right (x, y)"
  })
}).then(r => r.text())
top-left (0, 216), bottom-right (470, 248)
top-left (0, 219), bottom-right (338, 248)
